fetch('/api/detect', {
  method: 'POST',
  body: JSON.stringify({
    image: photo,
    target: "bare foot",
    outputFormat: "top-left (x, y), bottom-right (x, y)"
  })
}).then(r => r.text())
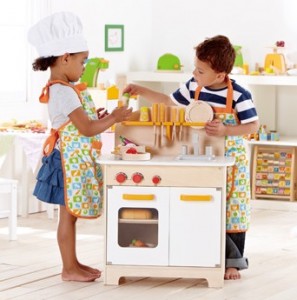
top-left (61, 266), bottom-right (99, 282)
top-left (224, 268), bottom-right (241, 280)
top-left (78, 262), bottom-right (101, 277)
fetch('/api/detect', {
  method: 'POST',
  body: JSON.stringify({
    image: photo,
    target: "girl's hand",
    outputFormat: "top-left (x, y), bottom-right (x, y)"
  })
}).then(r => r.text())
top-left (97, 107), bottom-right (109, 119)
top-left (205, 119), bottom-right (227, 137)
top-left (111, 106), bottom-right (133, 123)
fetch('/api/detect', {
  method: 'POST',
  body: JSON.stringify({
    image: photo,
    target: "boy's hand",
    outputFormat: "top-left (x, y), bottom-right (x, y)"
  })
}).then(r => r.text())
top-left (205, 119), bottom-right (227, 137)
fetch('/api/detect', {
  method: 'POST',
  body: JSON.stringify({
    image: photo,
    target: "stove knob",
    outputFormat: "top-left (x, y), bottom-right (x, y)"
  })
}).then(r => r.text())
top-left (115, 172), bottom-right (127, 184)
top-left (132, 172), bottom-right (144, 184)
top-left (152, 175), bottom-right (161, 185)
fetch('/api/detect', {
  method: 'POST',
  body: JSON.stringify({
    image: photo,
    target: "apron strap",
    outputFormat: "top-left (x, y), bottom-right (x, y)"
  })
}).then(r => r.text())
top-left (39, 80), bottom-right (88, 155)
top-left (39, 80), bottom-right (87, 103)
top-left (194, 77), bottom-right (234, 114)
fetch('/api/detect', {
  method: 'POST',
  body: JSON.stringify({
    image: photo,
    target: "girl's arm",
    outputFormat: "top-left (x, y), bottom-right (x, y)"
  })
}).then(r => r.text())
top-left (68, 106), bottom-right (133, 137)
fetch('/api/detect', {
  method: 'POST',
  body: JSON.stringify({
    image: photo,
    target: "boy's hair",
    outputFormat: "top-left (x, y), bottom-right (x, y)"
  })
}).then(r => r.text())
top-left (195, 35), bottom-right (235, 74)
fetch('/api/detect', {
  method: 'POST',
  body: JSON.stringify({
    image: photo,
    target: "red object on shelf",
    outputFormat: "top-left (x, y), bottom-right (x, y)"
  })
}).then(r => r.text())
top-left (132, 172), bottom-right (144, 184)
top-left (152, 175), bottom-right (161, 185)
top-left (115, 172), bottom-right (127, 184)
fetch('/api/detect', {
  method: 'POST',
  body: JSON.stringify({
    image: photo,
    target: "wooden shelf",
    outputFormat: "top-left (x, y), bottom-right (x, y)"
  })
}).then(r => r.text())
top-left (127, 71), bottom-right (297, 86)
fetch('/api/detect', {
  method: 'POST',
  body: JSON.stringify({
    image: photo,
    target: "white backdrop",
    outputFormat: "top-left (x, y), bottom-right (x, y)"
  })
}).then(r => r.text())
top-left (2, 0), bottom-right (297, 127)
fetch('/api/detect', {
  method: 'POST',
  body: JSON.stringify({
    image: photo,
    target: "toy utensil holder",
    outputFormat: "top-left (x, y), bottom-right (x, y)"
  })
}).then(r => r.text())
top-left (115, 105), bottom-right (225, 157)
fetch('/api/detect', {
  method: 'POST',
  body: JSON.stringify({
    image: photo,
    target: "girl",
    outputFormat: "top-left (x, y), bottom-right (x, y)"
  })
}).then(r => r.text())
top-left (28, 11), bottom-right (132, 282)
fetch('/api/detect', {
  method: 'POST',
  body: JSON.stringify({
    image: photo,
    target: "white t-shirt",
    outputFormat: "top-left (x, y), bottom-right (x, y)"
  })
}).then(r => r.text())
top-left (48, 84), bottom-right (82, 129)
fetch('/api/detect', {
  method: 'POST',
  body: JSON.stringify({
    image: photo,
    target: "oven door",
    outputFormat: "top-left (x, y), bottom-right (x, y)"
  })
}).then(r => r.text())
top-left (106, 186), bottom-right (169, 266)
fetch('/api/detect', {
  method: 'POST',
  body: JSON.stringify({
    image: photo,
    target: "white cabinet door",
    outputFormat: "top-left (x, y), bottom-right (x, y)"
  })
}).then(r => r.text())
top-left (107, 186), bottom-right (170, 265)
top-left (169, 187), bottom-right (222, 267)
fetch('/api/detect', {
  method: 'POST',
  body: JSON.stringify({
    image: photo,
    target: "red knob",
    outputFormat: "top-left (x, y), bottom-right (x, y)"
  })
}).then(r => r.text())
top-left (132, 172), bottom-right (144, 184)
top-left (152, 175), bottom-right (161, 185)
top-left (115, 172), bottom-right (127, 183)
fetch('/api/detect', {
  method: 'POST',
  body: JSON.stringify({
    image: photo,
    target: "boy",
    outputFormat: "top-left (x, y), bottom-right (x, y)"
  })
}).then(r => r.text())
top-left (124, 35), bottom-right (259, 280)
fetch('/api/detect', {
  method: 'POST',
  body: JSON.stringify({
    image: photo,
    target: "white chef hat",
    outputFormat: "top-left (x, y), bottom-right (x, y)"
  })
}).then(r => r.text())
top-left (28, 11), bottom-right (88, 58)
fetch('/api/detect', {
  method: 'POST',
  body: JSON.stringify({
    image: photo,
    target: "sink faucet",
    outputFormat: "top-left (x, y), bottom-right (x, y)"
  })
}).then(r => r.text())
top-left (192, 132), bottom-right (199, 156)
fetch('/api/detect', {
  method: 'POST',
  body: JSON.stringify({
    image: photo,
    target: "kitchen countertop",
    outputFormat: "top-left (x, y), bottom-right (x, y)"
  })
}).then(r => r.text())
top-left (96, 154), bottom-right (235, 167)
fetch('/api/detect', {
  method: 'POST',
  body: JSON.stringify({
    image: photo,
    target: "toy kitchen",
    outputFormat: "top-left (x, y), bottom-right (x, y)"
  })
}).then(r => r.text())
top-left (97, 103), bottom-right (235, 288)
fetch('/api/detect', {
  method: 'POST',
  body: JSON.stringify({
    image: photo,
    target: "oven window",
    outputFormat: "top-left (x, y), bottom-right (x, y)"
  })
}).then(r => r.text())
top-left (118, 208), bottom-right (158, 248)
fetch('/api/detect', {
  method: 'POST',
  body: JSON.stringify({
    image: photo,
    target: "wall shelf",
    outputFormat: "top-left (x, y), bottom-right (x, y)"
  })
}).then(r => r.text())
top-left (127, 71), bottom-right (297, 86)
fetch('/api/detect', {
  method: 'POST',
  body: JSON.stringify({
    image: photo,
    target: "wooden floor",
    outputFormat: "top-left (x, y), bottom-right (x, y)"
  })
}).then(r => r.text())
top-left (1, 207), bottom-right (297, 300)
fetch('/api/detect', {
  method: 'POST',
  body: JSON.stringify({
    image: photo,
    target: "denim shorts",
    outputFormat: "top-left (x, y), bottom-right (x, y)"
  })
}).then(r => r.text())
top-left (33, 149), bottom-right (65, 205)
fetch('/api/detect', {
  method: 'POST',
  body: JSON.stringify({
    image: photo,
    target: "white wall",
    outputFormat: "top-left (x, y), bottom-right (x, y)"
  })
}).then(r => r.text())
top-left (2, 0), bottom-right (297, 133)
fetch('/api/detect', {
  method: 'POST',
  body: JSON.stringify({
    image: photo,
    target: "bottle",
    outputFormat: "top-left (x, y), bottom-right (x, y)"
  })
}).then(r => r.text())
top-left (121, 93), bottom-right (130, 106)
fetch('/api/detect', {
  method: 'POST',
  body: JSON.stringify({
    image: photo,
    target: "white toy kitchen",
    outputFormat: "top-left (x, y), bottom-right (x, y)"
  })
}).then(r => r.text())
top-left (97, 106), bottom-right (235, 288)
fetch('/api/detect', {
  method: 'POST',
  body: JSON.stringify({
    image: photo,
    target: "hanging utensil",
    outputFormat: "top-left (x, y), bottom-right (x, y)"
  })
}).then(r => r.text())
top-left (165, 105), bottom-right (172, 141)
top-left (171, 106), bottom-right (177, 141)
top-left (152, 103), bottom-right (159, 146)
top-left (159, 103), bottom-right (165, 147)
top-left (179, 107), bottom-right (185, 140)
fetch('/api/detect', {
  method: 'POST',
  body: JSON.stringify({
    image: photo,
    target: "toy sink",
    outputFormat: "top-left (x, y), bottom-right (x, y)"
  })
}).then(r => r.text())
top-left (175, 154), bottom-right (216, 161)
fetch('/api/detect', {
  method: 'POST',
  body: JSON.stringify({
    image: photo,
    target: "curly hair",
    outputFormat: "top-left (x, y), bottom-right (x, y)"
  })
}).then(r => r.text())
top-left (195, 35), bottom-right (235, 74)
top-left (32, 56), bottom-right (58, 71)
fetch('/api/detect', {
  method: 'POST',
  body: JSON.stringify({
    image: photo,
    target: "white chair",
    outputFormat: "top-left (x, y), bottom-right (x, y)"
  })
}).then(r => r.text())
top-left (0, 178), bottom-right (18, 240)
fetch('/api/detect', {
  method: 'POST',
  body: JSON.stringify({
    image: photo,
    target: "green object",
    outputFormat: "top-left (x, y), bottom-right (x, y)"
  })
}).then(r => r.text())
top-left (80, 57), bottom-right (109, 87)
top-left (157, 53), bottom-right (182, 71)
top-left (233, 45), bottom-right (243, 67)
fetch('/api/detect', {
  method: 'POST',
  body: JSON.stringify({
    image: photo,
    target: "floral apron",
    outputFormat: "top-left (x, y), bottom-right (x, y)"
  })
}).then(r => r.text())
top-left (195, 79), bottom-right (250, 232)
top-left (40, 80), bottom-right (103, 219)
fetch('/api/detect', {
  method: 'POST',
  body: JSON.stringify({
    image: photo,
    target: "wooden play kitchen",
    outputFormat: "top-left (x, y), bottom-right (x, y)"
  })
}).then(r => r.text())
top-left (97, 104), bottom-right (235, 288)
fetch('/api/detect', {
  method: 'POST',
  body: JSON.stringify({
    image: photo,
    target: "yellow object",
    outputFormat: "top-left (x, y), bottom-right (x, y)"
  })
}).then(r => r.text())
top-left (180, 194), bottom-right (212, 201)
top-left (250, 71), bottom-right (260, 76)
top-left (264, 48), bottom-right (286, 73)
top-left (107, 85), bottom-right (119, 100)
top-left (140, 107), bottom-right (150, 121)
top-left (122, 194), bottom-right (155, 200)
top-left (242, 64), bottom-right (249, 75)
top-left (120, 208), bottom-right (153, 219)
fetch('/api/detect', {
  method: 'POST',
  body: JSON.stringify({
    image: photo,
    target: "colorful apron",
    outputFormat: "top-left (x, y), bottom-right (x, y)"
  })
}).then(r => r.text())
top-left (40, 80), bottom-right (103, 219)
top-left (195, 79), bottom-right (250, 232)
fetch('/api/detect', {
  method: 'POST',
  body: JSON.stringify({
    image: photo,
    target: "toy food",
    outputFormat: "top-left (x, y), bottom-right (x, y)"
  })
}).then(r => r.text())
top-left (130, 239), bottom-right (148, 247)
top-left (120, 208), bottom-right (153, 219)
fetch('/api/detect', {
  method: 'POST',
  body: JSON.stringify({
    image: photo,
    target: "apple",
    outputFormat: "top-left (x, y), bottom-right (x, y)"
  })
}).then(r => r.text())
top-left (276, 41), bottom-right (285, 47)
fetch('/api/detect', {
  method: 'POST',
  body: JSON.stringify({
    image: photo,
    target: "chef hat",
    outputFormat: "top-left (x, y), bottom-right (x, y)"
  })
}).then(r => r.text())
top-left (28, 11), bottom-right (88, 58)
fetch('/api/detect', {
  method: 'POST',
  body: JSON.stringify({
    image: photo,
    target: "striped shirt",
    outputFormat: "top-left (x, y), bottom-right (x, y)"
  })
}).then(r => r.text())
top-left (170, 77), bottom-right (258, 124)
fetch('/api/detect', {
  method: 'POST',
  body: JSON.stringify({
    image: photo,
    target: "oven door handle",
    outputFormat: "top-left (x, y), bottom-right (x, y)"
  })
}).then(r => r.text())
top-left (122, 194), bottom-right (155, 201)
top-left (180, 194), bottom-right (212, 201)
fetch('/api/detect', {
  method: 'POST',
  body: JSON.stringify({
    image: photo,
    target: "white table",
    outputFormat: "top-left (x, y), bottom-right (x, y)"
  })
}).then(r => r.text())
top-left (0, 131), bottom-right (115, 217)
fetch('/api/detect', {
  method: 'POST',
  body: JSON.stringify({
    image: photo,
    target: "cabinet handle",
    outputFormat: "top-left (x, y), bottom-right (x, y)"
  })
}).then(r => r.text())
top-left (122, 194), bottom-right (155, 200)
top-left (180, 194), bottom-right (212, 201)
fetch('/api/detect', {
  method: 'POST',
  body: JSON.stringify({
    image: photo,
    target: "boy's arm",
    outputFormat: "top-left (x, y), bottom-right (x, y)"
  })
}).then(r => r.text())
top-left (205, 119), bottom-right (260, 137)
top-left (123, 84), bottom-right (173, 105)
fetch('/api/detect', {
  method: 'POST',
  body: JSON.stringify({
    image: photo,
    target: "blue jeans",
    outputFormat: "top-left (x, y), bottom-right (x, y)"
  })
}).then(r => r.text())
top-left (225, 232), bottom-right (249, 270)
